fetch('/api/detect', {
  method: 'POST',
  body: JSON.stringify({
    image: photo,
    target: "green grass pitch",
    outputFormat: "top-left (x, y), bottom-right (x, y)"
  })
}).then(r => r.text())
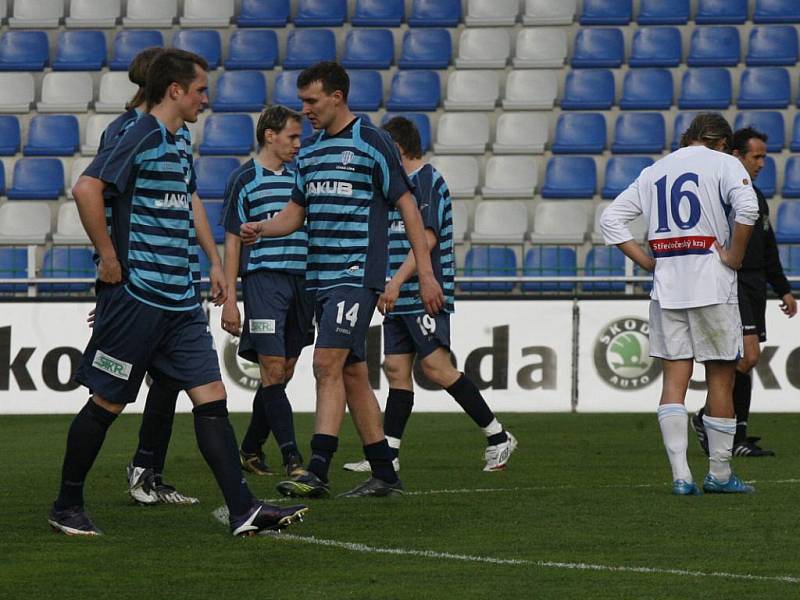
top-left (3, 412), bottom-right (800, 599)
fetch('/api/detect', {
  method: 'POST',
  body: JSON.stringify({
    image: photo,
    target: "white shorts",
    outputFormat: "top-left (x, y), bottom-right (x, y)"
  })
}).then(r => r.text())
top-left (648, 300), bottom-right (743, 362)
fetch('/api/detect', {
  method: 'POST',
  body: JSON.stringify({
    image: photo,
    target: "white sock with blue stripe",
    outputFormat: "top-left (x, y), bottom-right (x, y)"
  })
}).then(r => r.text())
top-left (657, 404), bottom-right (692, 483)
top-left (703, 415), bottom-right (736, 482)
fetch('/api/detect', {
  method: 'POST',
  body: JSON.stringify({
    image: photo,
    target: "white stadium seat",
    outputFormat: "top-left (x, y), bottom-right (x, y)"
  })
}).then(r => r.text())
top-left (591, 202), bottom-right (647, 243)
top-left (434, 113), bottom-right (490, 154)
top-left (123, 0), bottom-right (177, 27)
top-left (455, 29), bottom-right (511, 69)
top-left (493, 113), bottom-right (549, 154)
top-left (52, 202), bottom-right (90, 244)
top-left (451, 199), bottom-right (470, 243)
top-left (522, 0), bottom-right (577, 25)
top-left (481, 156), bottom-right (538, 198)
top-left (0, 202), bottom-right (52, 244)
top-left (429, 156), bottom-right (479, 198)
top-left (67, 157), bottom-right (94, 199)
top-left (0, 0), bottom-right (7, 23)
top-left (443, 71), bottom-right (499, 111)
top-left (180, 0), bottom-right (234, 27)
top-left (513, 28), bottom-right (567, 68)
top-left (66, 0), bottom-right (121, 27)
top-left (530, 202), bottom-right (588, 244)
top-left (502, 70), bottom-right (558, 110)
top-left (9, 0), bottom-right (63, 27)
top-left (82, 114), bottom-right (120, 156)
top-left (471, 200), bottom-right (529, 243)
top-left (95, 72), bottom-right (138, 113)
top-left (465, 0), bottom-right (519, 26)
top-left (37, 72), bottom-right (93, 113)
top-left (0, 74), bottom-right (35, 113)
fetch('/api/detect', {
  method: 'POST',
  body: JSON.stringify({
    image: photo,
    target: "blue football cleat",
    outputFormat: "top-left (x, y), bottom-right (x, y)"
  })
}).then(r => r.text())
top-left (672, 479), bottom-right (702, 496)
top-left (702, 473), bottom-right (755, 494)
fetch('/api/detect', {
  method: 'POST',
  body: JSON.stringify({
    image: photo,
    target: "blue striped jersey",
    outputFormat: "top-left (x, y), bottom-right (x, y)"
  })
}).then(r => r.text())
top-left (291, 117), bottom-right (413, 291)
top-left (222, 158), bottom-right (307, 276)
top-left (93, 113), bottom-right (199, 311)
top-left (387, 164), bottom-right (455, 316)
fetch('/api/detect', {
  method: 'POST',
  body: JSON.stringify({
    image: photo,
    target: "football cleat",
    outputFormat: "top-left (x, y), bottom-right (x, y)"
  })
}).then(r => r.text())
top-left (154, 478), bottom-right (200, 505)
top-left (284, 452), bottom-right (306, 478)
top-left (240, 450), bottom-right (275, 476)
top-left (672, 479), bottom-right (702, 496)
top-left (702, 473), bottom-right (755, 494)
top-left (276, 470), bottom-right (330, 499)
top-left (732, 440), bottom-right (775, 457)
top-left (483, 431), bottom-right (518, 472)
top-left (48, 504), bottom-right (102, 536)
top-left (338, 476), bottom-right (404, 498)
top-left (126, 464), bottom-right (159, 505)
top-left (342, 457), bottom-right (400, 473)
top-left (690, 413), bottom-right (709, 456)
top-left (230, 501), bottom-right (308, 536)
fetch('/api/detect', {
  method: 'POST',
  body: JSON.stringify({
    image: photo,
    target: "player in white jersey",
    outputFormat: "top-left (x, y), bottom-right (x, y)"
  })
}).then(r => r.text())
top-left (601, 113), bottom-right (759, 495)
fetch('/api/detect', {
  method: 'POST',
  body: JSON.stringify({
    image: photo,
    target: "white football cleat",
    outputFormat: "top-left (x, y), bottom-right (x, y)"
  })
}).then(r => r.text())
top-left (483, 432), bottom-right (518, 472)
top-left (126, 464), bottom-right (159, 505)
top-left (342, 457), bottom-right (400, 472)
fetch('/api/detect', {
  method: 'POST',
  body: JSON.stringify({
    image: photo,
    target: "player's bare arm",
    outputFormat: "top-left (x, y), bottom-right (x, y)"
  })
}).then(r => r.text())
top-left (240, 200), bottom-right (306, 245)
top-left (378, 228), bottom-right (438, 315)
top-left (616, 239), bottom-right (656, 273)
top-left (221, 231), bottom-right (242, 335)
top-left (715, 222), bottom-right (754, 270)
top-left (192, 193), bottom-right (227, 305)
top-left (72, 175), bottom-right (121, 284)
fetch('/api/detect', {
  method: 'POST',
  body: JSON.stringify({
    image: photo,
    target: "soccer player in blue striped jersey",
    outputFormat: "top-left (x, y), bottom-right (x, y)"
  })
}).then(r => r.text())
top-left (342, 117), bottom-right (517, 474)
top-left (221, 105), bottom-right (313, 479)
top-left (50, 49), bottom-right (308, 536)
top-left (241, 62), bottom-right (444, 498)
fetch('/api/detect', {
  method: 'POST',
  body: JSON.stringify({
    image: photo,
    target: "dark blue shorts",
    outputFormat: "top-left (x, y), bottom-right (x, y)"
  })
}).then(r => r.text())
top-left (383, 313), bottom-right (451, 359)
top-left (238, 270), bottom-right (315, 363)
top-left (74, 285), bottom-right (221, 404)
top-left (314, 286), bottom-right (379, 364)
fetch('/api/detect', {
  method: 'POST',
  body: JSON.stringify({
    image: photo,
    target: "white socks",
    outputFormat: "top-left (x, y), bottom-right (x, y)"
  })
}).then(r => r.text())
top-left (703, 415), bottom-right (736, 482)
top-left (386, 436), bottom-right (401, 450)
top-left (482, 418), bottom-right (503, 438)
top-left (657, 404), bottom-right (692, 482)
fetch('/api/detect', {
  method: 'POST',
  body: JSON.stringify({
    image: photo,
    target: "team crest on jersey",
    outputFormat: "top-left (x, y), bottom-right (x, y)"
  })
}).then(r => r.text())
top-left (594, 317), bottom-right (661, 390)
top-left (341, 150), bottom-right (355, 166)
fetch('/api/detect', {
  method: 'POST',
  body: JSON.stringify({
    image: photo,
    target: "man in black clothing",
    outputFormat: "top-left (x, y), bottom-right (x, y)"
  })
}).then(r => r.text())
top-left (693, 127), bottom-right (797, 456)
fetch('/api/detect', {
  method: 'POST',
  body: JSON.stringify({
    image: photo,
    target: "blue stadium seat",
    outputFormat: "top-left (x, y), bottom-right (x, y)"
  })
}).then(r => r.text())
top-left (408, 0), bottom-right (461, 27)
top-left (747, 26), bottom-right (798, 65)
top-left (0, 31), bottom-right (49, 71)
top-left (52, 31), bottom-right (106, 71)
top-left (541, 156), bottom-right (597, 198)
top-left (294, 0), bottom-right (346, 26)
top-left (195, 157), bottom-right (240, 199)
top-left (7, 158), bottom-right (64, 200)
top-left (687, 26), bottom-right (740, 66)
top-left (611, 113), bottom-right (665, 153)
top-left (583, 247), bottom-right (625, 291)
top-left (273, 71), bottom-right (302, 110)
top-left (173, 30), bottom-right (221, 69)
top-left (561, 69), bottom-right (615, 110)
top-left (352, 0), bottom-right (404, 26)
top-left (24, 116), bottom-right (79, 156)
top-left (109, 30), bottom-right (163, 71)
top-left (552, 113), bottom-right (606, 154)
top-left (199, 115), bottom-right (254, 156)
top-left (522, 247), bottom-right (577, 292)
top-left (579, 0), bottom-right (632, 25)
top-left (755, 155), bottom-right (776, 197)
top-left (571, 28), bottom-right (624, 68)
top-left (0, 163), bottom-right (4, 195)
top-left (679, 68), bottom-right (731, 109)
top-left (783, 157), bottom-right (800, 197)
top-left (342, 29), bottom-right (394, 69)
top-left (671, 111), bottom-right (699, 150)
top-left (39, 247), bottom-right (96, 293)
top-left (620, 68), bottom-right (673, 109)
top-left (637, 0), bottom-right (689, 24)
top-left (754, 0), bottom-right (800, 23)
top-left (629, 27), bottom-right (682, 67)
top-left (225, 30), bottom-right (278, 69)
top-left (211, 71), bottom-right (266, 112)
top-left (695, 0), bottom-right (747, 24)
top-left (347, 70), bottom-right (383, 111)
top-left (0, 248), bottom-right (28, 294)
top-left (283, 29), bottom-right (336, 70)
top-left (775, 201), bottom-right (800, 241)
top-left (0, 116), bottom-right (20, 155)
top-left (386, 71), bottom-right (440, 111)
top-left (202, 201), bottom-right (227, 244)
top-left (602, 156), bottom-right (654, 198)
top-left (461, 247), bottom-right (517, 293)
top-left (398, 29), bottom-right (451, 69)
top-left (733, 111), bottom-right (785, 151)
top-left (790, 114), bottom-right (800, 151)
top-left (738, 67), bottom-right (790, 108)
top-left (778, 245), bottom-right (800, 289)
top-left (381, 113), bottom-right (431, 152)
top-left (237, 0), bottom-right (289, 26)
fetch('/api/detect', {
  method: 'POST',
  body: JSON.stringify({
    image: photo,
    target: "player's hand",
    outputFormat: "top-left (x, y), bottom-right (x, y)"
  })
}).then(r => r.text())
top-left (208, 263), bottom-right (227, 306)
top-left (419, 272), bottom-right (444, 316)
top-left (221, 300), bottom-right (241, 336)
top-left (781, 293), bottom-right (797, 318)
top-left (98, 255), bottom-right (122, 284)
top-left (240, 221), bottom-right (263, 246)
top-left (714, 241), bottom-right (742, 270)
top-left (378, 281), bottom-right (400, 315)
top-left (87, 307), bottom-right (96, 328)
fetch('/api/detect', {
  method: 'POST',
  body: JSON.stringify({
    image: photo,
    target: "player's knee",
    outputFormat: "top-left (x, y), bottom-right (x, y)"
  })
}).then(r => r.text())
top-left (739, 353), bottom-right (759, 373)
top-left (92, 394), bottom-right (125, 415)
top-left (383, 358), bottom-right (411, 385)
top-left (259, 356), bottom-right (287, 386)
top-left (420, 356), bottom-right (458, 387)
top-left (313, 354), bottom-right (343, 382)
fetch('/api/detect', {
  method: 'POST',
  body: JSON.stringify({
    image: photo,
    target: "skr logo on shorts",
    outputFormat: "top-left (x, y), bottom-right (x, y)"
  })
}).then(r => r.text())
top-left (250, 319), bottom-right (276, 334)
top-left (92, 350), bottom-right (132, 381)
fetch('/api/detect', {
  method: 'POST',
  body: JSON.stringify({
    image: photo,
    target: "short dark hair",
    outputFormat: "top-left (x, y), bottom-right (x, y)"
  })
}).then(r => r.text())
top-left (680, 112), bottom-right (733, 151)
top-left (732, 127), bottom-right (768, 156)
top-left (382, 116), bottom-right (423, 160)
top-left (256, 105), bottom-right (303, 146)
top-left (127, 47), bottom-right (163, 109)
top-left (297, 61), bottom-right (349, 100)
top-left (144, 48), bottom-right (208, 110)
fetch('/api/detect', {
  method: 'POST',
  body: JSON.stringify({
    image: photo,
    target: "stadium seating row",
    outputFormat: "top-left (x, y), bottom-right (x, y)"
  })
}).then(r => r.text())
top-left (579, 0), bottom-right (800, 25)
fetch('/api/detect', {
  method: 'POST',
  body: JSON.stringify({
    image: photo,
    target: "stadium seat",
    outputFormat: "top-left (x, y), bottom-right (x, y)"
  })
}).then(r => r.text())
top-left (283, 30), bottom-right (336, 70)
top-left (40, 247), bottom-right (96, 293)
top-left (451, 200), bottom-right (469, 243)
top-left (579, 0), bottom-right (632, 25)
top-left (629, 27), bottom-right (682, 67)
top-left (778, 245), bottom-right (800, 290)
top-left (493, 113), bottom-right (548, 154)
top-left (561, 69), bottom-right (615, 110)
top-left (455, 28), bottom-right (510, 69)
top-left (199, 115), bottom-right (254, 156)
top-left (756, 155), bottom-right (776, 197)
top-left (444, 71), bottom-right (498, 111)
top-left (746, 26), bottom-right (798, 66)
top-left (461, 247), bottom-right (517, 292)
top-left (542, 156), bottom-right (597, 198)
top-left (180, 0), bottom-right (233, 27)
top-left (0, 161), bottom-right (4, 193)
top-left (552, 113), bottom-right (606, 154)
top-left (583, 247), bottom-right (625, 291)
top-left (513, 28), bottom-right (567, 68)
top-left (237, 0), bottom-right (289, 26)
top-left (481, 157), bottom-right (538, 198)
top-left (351, 0), bottom-right (403, 26)
top-left (109, 30), bottom-right (164, 71)
top-left (0, 31), bottom-right (49, 70)
top-left (386, 71), bottom-right (440, 111)
top-left (612, 113), bottom-right (665, 153)
top-left (202, 201), bottom-right (227, 244)
top-left (294, 0), bottom-right (346, 26)
top-left (678, 68), bottom-right (732, 109)
top-left (775, 201), bottom-right (800, 241)
top-left (434, 113), bottom-right (489, 154)
top-left (602, 157), bottom-right (654, 199)
top-left (52, 31), bottom-right (106, 70)
top-left (754, 0), bottom-right (800, 23)
top-left (9, 0), bottom-right (62, 27)
top-left (408, 0), bottom-right (461, 27)
top-left (399, 29), bottom-right (451, 69)
top-left (637, 0), bottom-right (689, 24)
top-left (0, 73), bottom-right (34, 112)
top-left (67, 157), bottom-right (92, 199)
top-left (0, 247), bottom-right (29, 293)
top-left (342, 30), bottom-right (394, 69)
top-left (0, 116), bottom-right (20, 154)
top-left (471, 200), bottom-right (528, 243)
top-left (7, 158), bottom-right (64, 200)
top-left (347, 70), bottom-right (383, 111)
top-left (173, 30), bottom-right (222, 69)
top-left (52, 202), bottom-right (90, 244)
top-left (591, 201), bottom-right (648, 242)
top-left (273, 71), bottom-right (302, 111)
top-left (24, 116), bottom-right (79, 156)
top-left (502, 70), bottom-right (557, 110)
top-left (733, 111), bottom-right (784, 151)
top-left (195, 157), bottom-right (240, 199)
top-left (571, 28), bottom-right (624, 68)
top-left (212, 71), bottom-right (266, 112)
top-left (82, 114), bottom-right (119, 155)
top-left (620, 68), bottom-right (673, 109)
top-left (95, 72), bottom-right (138, 113)
top-left (428, 156), bottom-right (478, 198)
top-left (783, 157), bottom-right (800, 197)
top-left (66, 0), bottom-right (120, 27)
top-left (226, 30), bottom-right (278, 70)
top-left (790, 114), bottom-right (800, 151)
top-left (381, 113), bottom-right (431, 152)
top-left (123, 0), bottom-right (177, 27)
top-left (0, 202), bottom-right (51, 244)
top-left (687, 27), bottom-right (740, 67)
top-left (671, 111), bottom-right (699, 150)
top-left (465, 0), bottom-right (519, 26)
top-left (530, 202), bottom-right (588, 244)
top-left (522, 247), bottom-right (577, 292)
top-left (522, 0), bottom-right (576, 25)
top-left (695, 0), bottom-right (747, 24)
top-left (738, 67), bottom-right (791, 108)
top-left (37, 72), bottom-right (93, 112)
